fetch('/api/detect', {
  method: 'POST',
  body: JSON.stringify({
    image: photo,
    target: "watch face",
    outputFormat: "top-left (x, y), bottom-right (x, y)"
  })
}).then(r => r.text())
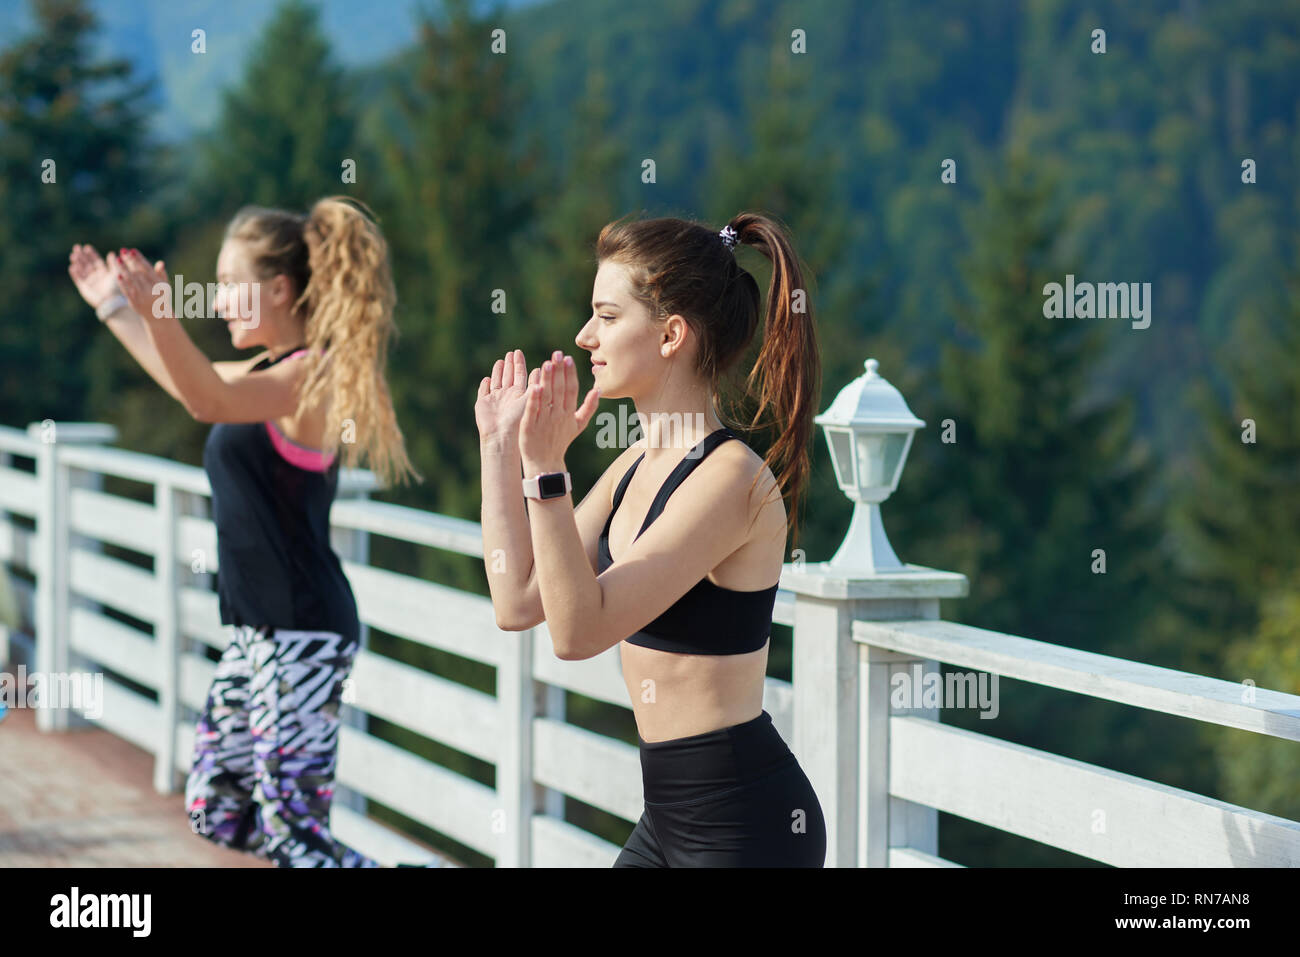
top-left (538, 473), bottom-right (568, 498)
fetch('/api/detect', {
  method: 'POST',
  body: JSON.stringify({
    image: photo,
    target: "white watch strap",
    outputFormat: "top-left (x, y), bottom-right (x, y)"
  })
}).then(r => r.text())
top-left (522, 471), bottom-right (571, 499)
top-left (96, 293), bottom-right (129, 321)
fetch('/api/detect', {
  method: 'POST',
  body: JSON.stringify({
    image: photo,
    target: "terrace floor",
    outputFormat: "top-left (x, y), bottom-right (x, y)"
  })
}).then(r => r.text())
top-left (0, 703), bottom-right (265, 867)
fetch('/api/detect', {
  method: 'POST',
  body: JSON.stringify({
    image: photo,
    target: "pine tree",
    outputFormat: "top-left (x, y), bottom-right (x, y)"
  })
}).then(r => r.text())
top-left (0, 0), bottom-right (154, 427)
top-left (1213, 566), bottom-right (1300, 820)
top-left (914, 148), bottom-right (1181, 864)
top-left (931, 149), bottom-right (1167, 665)
top-left (1176, 277), bottom-right (1300, 653)
top-left (1180, 207), bottom-right (1300, 819)
top-left (198, 0), bottom-right (358, 215)
top-left (374, 0), bottom-right (542, 588)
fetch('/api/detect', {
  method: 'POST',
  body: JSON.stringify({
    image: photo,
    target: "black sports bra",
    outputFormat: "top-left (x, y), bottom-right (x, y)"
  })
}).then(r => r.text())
top-left (597, 427), bottom-right (778, 656)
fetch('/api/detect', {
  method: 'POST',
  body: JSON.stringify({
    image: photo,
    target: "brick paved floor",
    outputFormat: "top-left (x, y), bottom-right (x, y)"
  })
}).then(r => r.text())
top-left (0, 703), bottom-right (267, 867)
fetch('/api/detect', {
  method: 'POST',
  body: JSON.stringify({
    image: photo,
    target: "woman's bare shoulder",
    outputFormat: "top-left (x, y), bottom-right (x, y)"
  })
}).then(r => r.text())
top-left (711, 437), bottom-right (786, 527)
top-left (212, 351), bottom-right (271, 382)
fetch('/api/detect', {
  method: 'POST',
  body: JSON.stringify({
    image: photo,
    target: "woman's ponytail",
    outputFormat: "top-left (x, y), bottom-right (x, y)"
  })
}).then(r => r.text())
top-left (296, 196), bottom-right (420, 488)
top-left (729, 213), bottom-right (822, 552)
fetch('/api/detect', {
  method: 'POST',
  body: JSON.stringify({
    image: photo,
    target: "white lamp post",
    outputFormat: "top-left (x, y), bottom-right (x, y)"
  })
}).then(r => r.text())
top-left (813, 358), bottom-right (924, 575)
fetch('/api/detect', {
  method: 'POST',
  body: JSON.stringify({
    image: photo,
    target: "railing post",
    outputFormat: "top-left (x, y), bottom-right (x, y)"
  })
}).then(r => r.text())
top-left (154, 480), bottom-right (180, 793)
top-left (782, 563), bottom-right (966, 867)
top-left (0, 445), bottom-right (17, 667)
top-left (860, 637), bottom-right (940, 867)
top-left (29, 420), bottom-right (117, 733)
top-left (178, 486), bottom-right (216, 753)
top-left (330, 478), bottom-right (373, 818)
top-left (65, 443), bottom-right (113, 733)
top-left (494, 625), bottom-right (536, 867)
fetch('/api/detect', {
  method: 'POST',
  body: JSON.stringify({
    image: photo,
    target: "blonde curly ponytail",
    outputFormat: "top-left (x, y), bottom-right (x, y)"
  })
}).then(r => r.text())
top-left (295, 196), bottom-right (420, 488)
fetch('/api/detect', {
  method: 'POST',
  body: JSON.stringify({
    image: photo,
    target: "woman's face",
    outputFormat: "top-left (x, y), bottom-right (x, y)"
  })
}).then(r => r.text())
top-left (213, 240), bottom-right (264, 350)
top-left (575, 260), bottom-right (673, 400)
top-left (214, 240), bottom-right (297, 351)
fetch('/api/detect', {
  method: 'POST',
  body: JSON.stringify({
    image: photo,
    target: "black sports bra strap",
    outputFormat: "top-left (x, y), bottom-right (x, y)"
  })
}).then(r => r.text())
top-left (611, 453), bottom-right (645, 513)
top-left (252, 344), bottom-right (308, 372)
top-left (636, 428), bottom-right (736, 537)
top-left (602, 451), bottom-right (646, 545)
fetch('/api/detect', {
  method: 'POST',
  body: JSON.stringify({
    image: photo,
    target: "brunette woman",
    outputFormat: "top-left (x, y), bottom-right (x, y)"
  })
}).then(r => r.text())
top-left (477, 213), bottom-right (826, 866)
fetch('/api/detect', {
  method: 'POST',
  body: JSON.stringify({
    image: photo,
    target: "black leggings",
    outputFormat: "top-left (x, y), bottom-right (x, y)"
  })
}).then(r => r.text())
top-left (614, 709), bottom-right (826, 867)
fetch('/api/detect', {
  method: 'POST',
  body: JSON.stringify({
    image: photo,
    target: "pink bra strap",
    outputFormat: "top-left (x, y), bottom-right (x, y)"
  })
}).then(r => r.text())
top-left (264, 348), bottom-right (334, 469)
top-left (264, 421), bottom-right (336, 472)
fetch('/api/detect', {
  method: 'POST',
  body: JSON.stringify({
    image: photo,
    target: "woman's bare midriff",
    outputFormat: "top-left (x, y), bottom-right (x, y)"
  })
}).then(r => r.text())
top-left (620, 639), bottom-right (769, 743)
top-left (614, 540), bottom-right (777, 743)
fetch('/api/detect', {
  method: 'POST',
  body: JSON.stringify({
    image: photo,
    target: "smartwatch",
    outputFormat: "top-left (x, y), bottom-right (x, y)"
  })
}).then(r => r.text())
top-left (522, 471), bottom-right (572, 500)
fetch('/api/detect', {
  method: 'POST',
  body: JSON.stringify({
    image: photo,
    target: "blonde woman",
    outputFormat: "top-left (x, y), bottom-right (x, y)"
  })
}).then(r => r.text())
top-left (68, 197), bottom-right (418, 867)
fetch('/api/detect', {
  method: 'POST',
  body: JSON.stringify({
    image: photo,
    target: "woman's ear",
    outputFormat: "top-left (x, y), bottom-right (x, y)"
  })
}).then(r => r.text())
top-left (269, 273), bottom-right (301, 311)
top-left (662, 313), bottom-right (689, 356)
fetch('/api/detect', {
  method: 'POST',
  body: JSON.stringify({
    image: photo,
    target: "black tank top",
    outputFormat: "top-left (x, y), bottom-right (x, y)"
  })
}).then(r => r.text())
top-left (201, 345), bottom-right (359, 643)
top-left (597, 427), bottom-right (778, 655)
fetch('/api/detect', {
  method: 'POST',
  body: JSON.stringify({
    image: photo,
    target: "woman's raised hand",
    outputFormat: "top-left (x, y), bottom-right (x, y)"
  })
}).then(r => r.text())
top-left (67, 244), bottom-right (121, 310)
top-left (518, 350), bottom-right (600, 470)
top-left (476, 349), bottom-right (533, 442)
top-left (114, 248), bottom-right (171, 320)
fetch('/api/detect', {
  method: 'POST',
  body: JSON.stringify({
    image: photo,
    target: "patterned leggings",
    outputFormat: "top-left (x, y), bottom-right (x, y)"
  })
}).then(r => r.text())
top-left (184, 624), bottom-right (377, 867)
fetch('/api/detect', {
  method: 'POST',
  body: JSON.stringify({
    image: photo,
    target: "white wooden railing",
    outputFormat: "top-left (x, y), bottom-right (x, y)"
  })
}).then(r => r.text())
top-left (1, 419), bottom-right (1297, 867)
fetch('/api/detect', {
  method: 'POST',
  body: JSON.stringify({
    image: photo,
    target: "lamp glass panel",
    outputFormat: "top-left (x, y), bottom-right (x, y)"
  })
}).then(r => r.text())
top-left (827, 429), bottom-right (854, 489)
top-left (854, 431), bottom-right (907, 488)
